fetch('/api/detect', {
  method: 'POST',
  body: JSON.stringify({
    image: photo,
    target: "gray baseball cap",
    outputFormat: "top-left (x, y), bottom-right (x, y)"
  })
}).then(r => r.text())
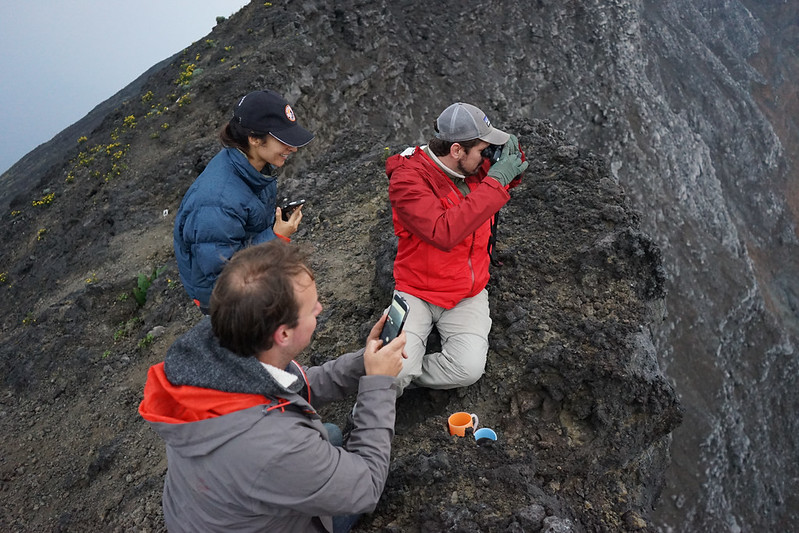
top-left (435, 102), bottom-right (510, 145)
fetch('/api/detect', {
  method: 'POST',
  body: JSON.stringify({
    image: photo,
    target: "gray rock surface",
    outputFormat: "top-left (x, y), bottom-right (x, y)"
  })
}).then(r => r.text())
top-left (1, 1), bottom-right (797, 531)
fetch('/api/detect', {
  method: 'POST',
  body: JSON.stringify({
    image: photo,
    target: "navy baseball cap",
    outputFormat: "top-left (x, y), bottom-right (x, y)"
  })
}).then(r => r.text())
top-left (233, 90), bottom-right (314, 147)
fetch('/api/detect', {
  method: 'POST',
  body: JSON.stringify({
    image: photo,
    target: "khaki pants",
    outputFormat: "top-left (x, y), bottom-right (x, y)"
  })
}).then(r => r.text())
top-left (394, 289), bottom-right (492, 394)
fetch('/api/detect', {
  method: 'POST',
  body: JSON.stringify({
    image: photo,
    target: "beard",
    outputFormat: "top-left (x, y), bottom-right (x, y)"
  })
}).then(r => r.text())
top-left (456, 158), bottom-right (481, 177)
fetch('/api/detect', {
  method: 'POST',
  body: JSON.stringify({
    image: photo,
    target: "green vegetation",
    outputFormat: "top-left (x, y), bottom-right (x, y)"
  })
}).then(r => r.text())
top-left (138, 333), bottom-right (155, 350)
top-left (114, 317), bottom-right (142, 342)
top-left (132, 266), bottom-right (167, 307)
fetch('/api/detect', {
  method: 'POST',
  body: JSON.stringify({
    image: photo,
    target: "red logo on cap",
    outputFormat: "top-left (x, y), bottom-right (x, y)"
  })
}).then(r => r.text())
top-left (285, 105), bottom-right (296, 122)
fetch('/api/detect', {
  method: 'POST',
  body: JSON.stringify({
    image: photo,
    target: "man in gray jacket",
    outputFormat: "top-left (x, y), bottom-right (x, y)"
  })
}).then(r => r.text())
top-left (139, 240), bottom-right (406, 532)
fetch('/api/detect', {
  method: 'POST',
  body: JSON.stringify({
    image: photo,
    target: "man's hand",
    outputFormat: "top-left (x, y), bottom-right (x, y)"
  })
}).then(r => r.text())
top-left (504, 134), bottom-right (520, 158)
top-left (274, 205), bottom-right (303, 238)
top-left (487, 147), bottom-right (528, 187)
top-left (363, 313), bottom-right (407, 377)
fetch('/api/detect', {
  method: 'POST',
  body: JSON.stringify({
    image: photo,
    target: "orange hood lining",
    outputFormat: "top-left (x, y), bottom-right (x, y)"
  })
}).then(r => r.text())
top-left (138, 362), bottom-right (277, 424)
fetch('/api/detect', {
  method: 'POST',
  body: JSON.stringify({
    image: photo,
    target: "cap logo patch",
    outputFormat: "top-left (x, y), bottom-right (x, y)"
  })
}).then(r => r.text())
top-left (483, 115), bottom-right (491, 128)
top-left (285, 105), bottom-right (296, 122)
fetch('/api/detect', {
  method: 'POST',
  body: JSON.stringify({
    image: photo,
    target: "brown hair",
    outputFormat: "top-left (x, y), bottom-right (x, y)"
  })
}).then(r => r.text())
top-left (219, 120), bottom-right (269, 153)
top-left (210, 240), bottom-right (314, 357)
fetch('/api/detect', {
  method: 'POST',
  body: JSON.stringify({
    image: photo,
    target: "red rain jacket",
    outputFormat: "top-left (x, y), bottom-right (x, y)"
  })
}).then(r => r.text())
top-left (387, 146), bottom-right (520, 309)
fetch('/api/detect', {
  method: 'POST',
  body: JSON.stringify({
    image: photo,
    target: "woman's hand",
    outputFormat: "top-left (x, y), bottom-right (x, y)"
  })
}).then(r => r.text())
top-left (274, 205), bottom-right (303, 238)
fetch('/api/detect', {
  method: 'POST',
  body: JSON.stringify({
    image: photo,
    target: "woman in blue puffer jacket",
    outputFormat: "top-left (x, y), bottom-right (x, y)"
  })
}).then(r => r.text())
top-left (173, 89), bottom-right (313, 313)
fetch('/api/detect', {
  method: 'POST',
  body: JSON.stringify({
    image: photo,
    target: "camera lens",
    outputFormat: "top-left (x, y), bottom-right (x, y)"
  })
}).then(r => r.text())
top-left (482, 145), bottom-right (501, 163)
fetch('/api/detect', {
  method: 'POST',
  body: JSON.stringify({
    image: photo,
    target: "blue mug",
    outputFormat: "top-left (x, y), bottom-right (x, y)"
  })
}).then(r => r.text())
top-left (474, 427), bottom-right (497, 445)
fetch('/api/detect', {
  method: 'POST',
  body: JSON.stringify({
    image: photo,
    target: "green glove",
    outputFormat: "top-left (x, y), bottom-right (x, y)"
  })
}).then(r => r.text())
top-left (504, 134), bottom-right (520, 158)
top-left (487, 151), bottom-right (528, 186)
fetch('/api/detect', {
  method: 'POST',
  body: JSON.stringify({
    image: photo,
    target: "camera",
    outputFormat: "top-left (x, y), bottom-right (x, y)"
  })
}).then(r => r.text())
top-left (481, 144), bottom-right (503, 164)
top-left (279, 197), bottom-right (306, 221)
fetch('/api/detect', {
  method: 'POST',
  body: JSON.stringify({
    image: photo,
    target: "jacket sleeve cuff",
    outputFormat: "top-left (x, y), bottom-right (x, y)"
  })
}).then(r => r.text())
top-left (485, 176), bottom-right (505, 188)
top-left (484, 176), bottom-right (513, 195)
top-left (358, 374), bottom-right (397, 392)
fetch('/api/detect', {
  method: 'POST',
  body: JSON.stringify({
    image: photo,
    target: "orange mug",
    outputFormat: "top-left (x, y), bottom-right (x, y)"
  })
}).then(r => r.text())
top-left (448, 412), bottom-right (479, 437)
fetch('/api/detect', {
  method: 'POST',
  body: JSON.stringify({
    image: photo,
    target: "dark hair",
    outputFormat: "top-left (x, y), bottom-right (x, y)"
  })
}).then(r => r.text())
top-left (219, 119), bottom-right (269, 153)
top-left (428, 119), bottom-right (482, 156)
top-left (210, 240), bottom-right (314, 357)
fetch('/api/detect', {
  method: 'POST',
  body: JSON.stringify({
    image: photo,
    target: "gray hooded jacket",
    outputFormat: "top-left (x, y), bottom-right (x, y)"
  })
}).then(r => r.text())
top-left (140, 318), bottom-right (397, 532)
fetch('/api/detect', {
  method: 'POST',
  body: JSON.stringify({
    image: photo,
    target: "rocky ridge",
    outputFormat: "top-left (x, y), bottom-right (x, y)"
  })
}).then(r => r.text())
top-left (1, 1), bottom-right (797, 531)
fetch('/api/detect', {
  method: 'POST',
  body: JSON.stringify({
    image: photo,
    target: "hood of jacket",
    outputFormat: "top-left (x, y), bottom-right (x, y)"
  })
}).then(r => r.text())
top-left (162, 317), bottom-right (301, 396)
top-left (139, 318), bottom-right (309, 457)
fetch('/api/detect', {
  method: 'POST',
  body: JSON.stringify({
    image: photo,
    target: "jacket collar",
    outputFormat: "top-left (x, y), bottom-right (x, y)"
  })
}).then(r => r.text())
top-left (163, 317), bottom-right (304, 399)
top-left (225, 146), bottom-right (277, 193)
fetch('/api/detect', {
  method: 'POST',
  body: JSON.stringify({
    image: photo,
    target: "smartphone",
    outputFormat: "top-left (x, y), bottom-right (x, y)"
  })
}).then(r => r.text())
top-left (380, 293), bottom-right (410, 345)
top-left (280, 198), bottom-right (306, 221)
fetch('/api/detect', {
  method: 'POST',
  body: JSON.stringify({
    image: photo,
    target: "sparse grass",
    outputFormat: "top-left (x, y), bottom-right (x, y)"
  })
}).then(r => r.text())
top-left (113, 317), bottom-right (142, 342)
top-left (138, 334), bottom-right (155, 350)
top-left (22, 312), bottom-right (36, 326)
top-left (176, 63), bottom-right (196, 86)
top-left (68, 124), bottom-right (131, 183)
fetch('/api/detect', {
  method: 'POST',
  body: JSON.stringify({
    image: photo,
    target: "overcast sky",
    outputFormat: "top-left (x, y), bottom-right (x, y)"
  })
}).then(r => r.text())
top-left (0, 0), bottom-right (248, 176)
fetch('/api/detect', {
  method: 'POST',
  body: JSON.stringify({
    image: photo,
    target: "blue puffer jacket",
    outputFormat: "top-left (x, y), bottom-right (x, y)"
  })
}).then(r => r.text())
top-left (174, 147), bottom-right (278, 307)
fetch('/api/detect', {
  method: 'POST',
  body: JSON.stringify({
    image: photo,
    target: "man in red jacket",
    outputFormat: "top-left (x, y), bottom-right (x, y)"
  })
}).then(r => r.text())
top-left (386, 102), bottom-right (528, 394)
